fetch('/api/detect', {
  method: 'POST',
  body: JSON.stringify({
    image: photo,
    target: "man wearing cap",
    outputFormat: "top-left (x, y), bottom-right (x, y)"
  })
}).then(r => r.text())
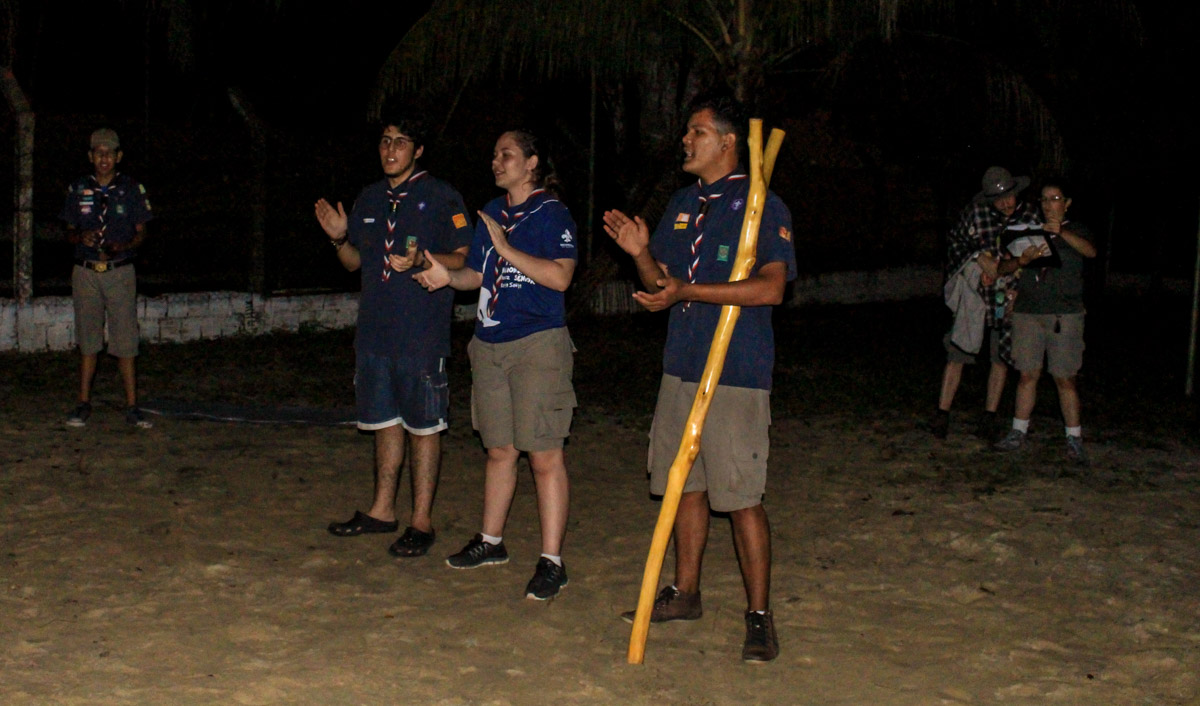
top-left (933, 166), bottom-right (1040, 440)
top-left (61, 128), bottom-right (154, 429)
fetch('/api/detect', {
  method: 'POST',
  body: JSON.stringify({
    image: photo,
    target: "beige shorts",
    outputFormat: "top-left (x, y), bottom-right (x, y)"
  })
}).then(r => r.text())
top-left (648, 375), bottom-right (770, 513)
top-left (468, 327), bottom-right (576, 452)
top-left (72, 264), bottom-right (139, 357)
top-left (1012, 312), bottom-right (1084, 378)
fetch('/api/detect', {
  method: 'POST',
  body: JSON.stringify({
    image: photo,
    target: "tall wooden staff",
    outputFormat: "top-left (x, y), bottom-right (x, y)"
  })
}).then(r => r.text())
top-left (628, 119), bottom-right (785, 664)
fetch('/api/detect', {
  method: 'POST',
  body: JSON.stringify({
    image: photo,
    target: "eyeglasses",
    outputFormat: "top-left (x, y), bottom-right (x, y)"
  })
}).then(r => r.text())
top-left (1039, 195), bottom-right (1065, 202)
top-left (379, 136), bottom-right (414, 151)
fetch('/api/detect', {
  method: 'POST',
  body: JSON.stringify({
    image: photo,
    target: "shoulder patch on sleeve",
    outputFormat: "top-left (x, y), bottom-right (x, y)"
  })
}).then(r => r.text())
top-left (452, 213), bottom-right (468, 229)
top-left (778, 226), bottom-right (791, 242)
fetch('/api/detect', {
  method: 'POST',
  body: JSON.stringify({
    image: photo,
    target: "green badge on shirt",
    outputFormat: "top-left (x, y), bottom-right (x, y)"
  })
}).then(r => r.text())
top-left (717, 245), bottom-right (730, 262)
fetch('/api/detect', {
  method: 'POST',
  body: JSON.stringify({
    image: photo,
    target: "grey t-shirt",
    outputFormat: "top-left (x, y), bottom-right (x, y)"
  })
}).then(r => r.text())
top-left (1013, 221), bottom-right (1092, 315)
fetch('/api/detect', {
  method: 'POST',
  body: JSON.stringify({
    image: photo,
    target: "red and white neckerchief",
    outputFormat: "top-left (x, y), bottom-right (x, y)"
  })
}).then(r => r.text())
top-left (89, 174), bottom-right (118, 250)
top-left (683, 174), bottom-right (746, 309)
top-left (486, 189), bottom-right (545, 319)
top-left (382, 171), bottom-right (427, 282)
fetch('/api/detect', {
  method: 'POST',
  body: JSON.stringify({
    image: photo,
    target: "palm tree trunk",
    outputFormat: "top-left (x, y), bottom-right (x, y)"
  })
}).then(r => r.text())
top-left (2, 66), bottom-right (33, 302)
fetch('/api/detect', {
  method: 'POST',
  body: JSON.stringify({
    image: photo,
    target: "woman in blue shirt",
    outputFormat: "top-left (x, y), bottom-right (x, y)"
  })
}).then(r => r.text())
top-left (416, 129), bottom-right (578, 600)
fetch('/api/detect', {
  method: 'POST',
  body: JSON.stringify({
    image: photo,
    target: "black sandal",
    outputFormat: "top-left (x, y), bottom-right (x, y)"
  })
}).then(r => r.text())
top-left (387, 526), bottom-right (436, 557)
top-left (327, 511), bottom-right (399, 537)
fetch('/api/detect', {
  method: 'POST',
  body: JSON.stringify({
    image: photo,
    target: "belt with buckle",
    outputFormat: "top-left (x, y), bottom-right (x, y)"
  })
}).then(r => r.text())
top-left (76, 259), bottom-right (132, 273)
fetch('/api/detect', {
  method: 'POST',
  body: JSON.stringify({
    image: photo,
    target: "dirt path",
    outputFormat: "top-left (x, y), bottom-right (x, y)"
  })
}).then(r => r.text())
top-left (3, 391), bottom-right (1198, 704)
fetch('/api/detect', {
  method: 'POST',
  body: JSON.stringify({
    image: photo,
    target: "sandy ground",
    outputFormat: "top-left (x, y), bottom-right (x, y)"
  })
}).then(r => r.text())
top-left (3, 309), bottom-right (1200, 705)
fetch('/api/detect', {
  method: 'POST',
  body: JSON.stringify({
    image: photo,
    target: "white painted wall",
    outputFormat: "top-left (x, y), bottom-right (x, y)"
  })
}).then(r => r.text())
top-left (2, 267), bottom-right (1179, 353)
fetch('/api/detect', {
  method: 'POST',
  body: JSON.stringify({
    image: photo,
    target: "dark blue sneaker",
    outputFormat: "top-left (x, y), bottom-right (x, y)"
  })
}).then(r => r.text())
top-left (525, 558), bottom-right (568, 600)
top-left (446, 534), bottom-right (509, 569)
top-left (66, 402), bottom-right (92, 428)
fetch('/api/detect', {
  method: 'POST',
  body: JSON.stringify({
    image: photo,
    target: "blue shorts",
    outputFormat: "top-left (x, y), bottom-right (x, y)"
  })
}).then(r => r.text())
top-left (355, 353), bottom-right (449, 434)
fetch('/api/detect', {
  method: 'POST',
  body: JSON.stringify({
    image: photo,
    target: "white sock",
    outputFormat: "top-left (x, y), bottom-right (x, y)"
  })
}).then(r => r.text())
top-left (481, 533), bottom-right (503, 545)
top-left (1065, 426), bottom-right (1082, 438)
top-left (1012, 418), bottom-right (1030, 434)
top-left (540, 553), bottom-right (562, 567)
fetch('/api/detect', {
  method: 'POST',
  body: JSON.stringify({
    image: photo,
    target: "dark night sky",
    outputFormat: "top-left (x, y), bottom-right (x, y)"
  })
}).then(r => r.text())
top-left (3, 0), bottom-right (1198, 283)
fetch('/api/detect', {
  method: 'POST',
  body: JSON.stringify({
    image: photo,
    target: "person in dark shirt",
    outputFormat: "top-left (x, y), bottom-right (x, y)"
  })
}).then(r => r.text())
top-left (316, 113), bottom-right (472, 558)
top-left (603, 95), bottom-right (796, 663)
top-left (61, 128), bottom-right (154, 429)
top-left (993, 178), bottom-right (1097, 464)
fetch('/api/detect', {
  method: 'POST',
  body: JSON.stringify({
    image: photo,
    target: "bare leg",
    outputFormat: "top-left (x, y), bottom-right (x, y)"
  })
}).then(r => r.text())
top-left (117, 356), bottom-right (138, 407)
top-left (79, 353), bottom-right (99, 403)
top-left (672, 491), bottom-right (710, 595)
top-left (1014, 368), bottom-right (1040, 421)
top-left (730, 503), bottom-right (772, 612)
top-left (481, 445), bottom-right (520, 537)
top-left (938, 361), bottom-right (963, 411)
top-left (406, 431), bottom-right (441, 533)
top-left (1053, 375), bottom-right (1081, 428)
top-left (528, 448), bottom-right (569, 556)
top-left (985, 361), bottom-right (1008, 413)
top-left (366, 424), bottom-right (405, 523)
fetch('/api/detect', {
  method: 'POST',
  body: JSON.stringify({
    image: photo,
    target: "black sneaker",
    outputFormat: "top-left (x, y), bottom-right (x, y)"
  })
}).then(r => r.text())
top-left (446, 534), bottom-right (509, 569)
top-left (620, 585), bottom-right (702, 624)
top-left (742, 610), bottom-right (779, 663)
top-left (66, 402), bottom-right (92, 428)
top-left (525, 557), bottom-right (568, 600)
top-left (125, 406), bottom-right (153, 429)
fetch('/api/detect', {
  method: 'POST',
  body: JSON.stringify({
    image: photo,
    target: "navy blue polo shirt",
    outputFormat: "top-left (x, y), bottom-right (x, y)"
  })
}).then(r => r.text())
top-left (59, 173), bottom-right (153, 261)
top-left (466, 190), bottom-right (577, 343)
top-left (348, 171), bottom-right (473, 360)
top-left (649, 171), bottom-right (797, 391)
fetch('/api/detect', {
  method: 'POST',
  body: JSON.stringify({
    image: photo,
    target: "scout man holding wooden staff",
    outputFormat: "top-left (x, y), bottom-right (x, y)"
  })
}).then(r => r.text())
top-left (603, 94), bottom-right (796, 663)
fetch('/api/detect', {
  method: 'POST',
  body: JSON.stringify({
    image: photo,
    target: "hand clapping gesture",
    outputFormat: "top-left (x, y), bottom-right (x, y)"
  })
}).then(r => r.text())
top-left (314, 199), bottom-right (348, 240)
top-left (413, 250), bottom-right (450, 291)
top-left (602, 209), bottom-right (650, 257)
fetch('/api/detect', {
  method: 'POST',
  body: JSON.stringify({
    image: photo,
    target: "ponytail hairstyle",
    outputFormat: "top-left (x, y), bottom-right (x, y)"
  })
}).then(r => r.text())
top-left (506, 129), bottom-right (563, 199)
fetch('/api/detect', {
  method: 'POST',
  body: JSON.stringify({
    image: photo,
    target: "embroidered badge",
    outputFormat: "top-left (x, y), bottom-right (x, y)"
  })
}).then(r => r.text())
top-left (81, 207), bottom-right (92, 214)
top-left (452, 213), bottom-right (468, 229)
top-left (717, 245), bottom-right (730, 262)
top-left (731, 199), bottom-right (744, 211)
top-left (560, 230), bottom-right (574, 244)
top-left (138, 185), bottom-right (146, 194)
top-left (82, 189), bottom-right (94, 196)
top-left (364, 218), bottom-right (376, 224)
top-left (418, 201), bottom-right (427, 211)
top-left (778, 226), bottom-right (792, 242)
top-left (676, 213), bottom-right (690, 223)
top-left (116, 205), bottom-right (126, 215)
top-left (405, 235), bottom-right (418, 252)
top-left (674, 222), bottom-right (689, 230)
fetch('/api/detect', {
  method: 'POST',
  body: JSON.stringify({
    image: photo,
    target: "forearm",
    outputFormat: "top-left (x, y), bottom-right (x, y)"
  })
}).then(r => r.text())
top-left (996, 256), bottom-right (1021, 276)
top-left (677, 264), bottom-right (787, 307)
top-left (427, 250), bottom-right (467, 270)
top-left (1059, 229), bottom-right (1097, 258)
top-left (334, 242), bottom-right (361, 271)
top-left (448, 267), bottom-right (484, 291)
top-left (496, 250), bottom-right (575, 292)
top-left (632, 249), bottom-right (666, 292)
